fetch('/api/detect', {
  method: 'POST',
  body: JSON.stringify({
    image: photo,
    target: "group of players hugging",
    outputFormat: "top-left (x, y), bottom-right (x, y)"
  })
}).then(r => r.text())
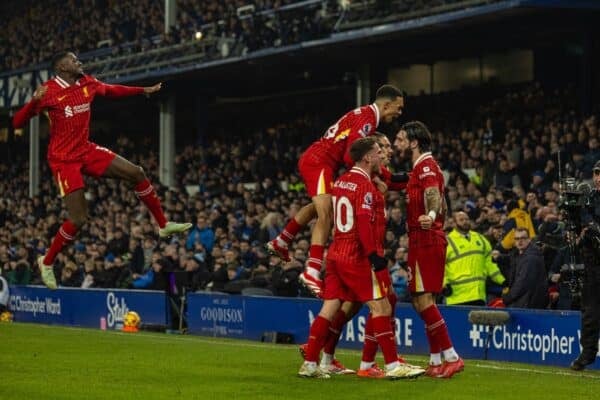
top-left (14, 53), bottom-right (463, 380)
top-left (265, 84), bottom-right (464, 379)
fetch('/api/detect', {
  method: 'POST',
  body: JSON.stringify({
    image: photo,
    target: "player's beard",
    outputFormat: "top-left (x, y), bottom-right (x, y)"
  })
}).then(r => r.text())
top-left (398, 147), bottom-right (412, 162)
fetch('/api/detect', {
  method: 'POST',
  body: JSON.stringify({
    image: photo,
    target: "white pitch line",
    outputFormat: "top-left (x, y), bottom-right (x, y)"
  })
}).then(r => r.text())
top-left (29, 324), bottom-right (600, 379)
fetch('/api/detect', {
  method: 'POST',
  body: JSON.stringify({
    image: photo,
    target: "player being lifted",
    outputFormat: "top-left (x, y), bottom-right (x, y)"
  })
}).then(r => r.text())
top-left (298, 137), bottom-right (423, 379)
top-left (267, 85), bottom-right (405, 296)
top-left (298, 132), bottom-right (416, 377)
top-left (13, 52), bottom-right (192, 290)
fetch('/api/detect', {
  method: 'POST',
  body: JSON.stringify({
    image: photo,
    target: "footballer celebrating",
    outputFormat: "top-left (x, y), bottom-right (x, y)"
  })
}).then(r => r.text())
top-left (267, 85), bottom-right (406, 297)
top-left (13, 52), bottom-right (192, 289)
top-left (394, 121), bottom-right (464, 378)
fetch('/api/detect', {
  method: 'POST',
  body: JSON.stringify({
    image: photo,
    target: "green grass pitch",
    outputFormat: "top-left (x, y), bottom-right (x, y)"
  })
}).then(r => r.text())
top-left (1, 323), bottom-right (599, 400)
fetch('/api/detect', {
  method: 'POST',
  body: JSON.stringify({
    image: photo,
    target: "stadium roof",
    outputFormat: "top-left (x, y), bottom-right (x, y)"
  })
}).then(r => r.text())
top-left (1, 0), bottom-right (599, 108)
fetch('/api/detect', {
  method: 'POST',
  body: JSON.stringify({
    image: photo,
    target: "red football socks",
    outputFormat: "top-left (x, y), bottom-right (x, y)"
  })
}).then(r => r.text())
top-left (323, 309), bottom-right (348, 355)
top-left (305, 315), bottom-right (331, 362)
top-left (43, 220), bottom-right (78, 265)
top-left (361, 314), bottom-right (379, 363)
top-left (279, 218), bottom-right (302, 245)
top-left (135, 179), bottom-right (167, 228)
top-left (306, 244), bottom-right (324, 272)
top-left (372, 315), bottom-right (398, 364)
top-left (420, 304), bottom-right (452, 352)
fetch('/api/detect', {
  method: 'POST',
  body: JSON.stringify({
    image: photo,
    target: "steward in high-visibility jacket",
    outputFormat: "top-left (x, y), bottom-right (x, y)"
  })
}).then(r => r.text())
top-left (444, 220), bottom-right (505, 305)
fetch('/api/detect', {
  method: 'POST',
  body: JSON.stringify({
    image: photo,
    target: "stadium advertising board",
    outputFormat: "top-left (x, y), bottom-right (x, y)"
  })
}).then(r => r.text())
top-left (9, 285), bottom-right (167, 329)
top-left (187, 293), bottom-right (599, 369)
top-left (187, 292), bottom-right (245, 337)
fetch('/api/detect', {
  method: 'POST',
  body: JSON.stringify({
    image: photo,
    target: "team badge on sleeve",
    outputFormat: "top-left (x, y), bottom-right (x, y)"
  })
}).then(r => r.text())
top-left (362, 192), bottom-right (373, 209)
top-left (359, 123), bottom-right (372, 137)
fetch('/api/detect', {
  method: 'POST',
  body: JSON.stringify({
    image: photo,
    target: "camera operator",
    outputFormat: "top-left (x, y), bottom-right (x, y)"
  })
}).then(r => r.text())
top-left (571, 160), bottom-right (600, 371)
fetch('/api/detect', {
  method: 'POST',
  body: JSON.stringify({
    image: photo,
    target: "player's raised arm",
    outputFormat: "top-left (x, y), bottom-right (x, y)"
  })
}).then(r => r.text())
top-left (12, 85), bottom-right (47, 128)
top-left (96, 80), bottom-right (161, 98)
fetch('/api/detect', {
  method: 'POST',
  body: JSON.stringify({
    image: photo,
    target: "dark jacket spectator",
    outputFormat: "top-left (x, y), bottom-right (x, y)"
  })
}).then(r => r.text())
top-left (271, 259), bottom-right (302, 297)
top-left (500, 229), bottom-right (548, 309)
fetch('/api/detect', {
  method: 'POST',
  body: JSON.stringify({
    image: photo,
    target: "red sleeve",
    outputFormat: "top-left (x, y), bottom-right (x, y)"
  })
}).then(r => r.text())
top-left (389, 181), bottom-right (407, 191)
top-left (379, 165), bottom-right (392, 184)
top-left (13, 99), bottom-right (42, 129)
top-left (342, 108), bottom-right (377, 168)
top-left (343, 146), bottom-right (354, 169)
top-left (355, 183), bottom-right (376, 255)
top-left (378, 165), bottom-right (407, 191)
top-left (96, 81), bottom-right (144, 98)
top-left (416, 162), bottom-right (439, 190)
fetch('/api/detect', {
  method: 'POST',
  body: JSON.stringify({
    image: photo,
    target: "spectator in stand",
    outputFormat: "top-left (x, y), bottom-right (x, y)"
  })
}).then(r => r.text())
top-left (387, 206), bottom-right (406, 237)
top-left (186, 215), bottom-right (215, 252)
top-left (494, 228), bottom-right (548, 309)
top-left (390, 247), bottom-right (410, 302)
top-left (582, 137), bottom-right (600, 180)
top-left (271, 255), bottom-right (302, 297)
top-left (498, 199), bottom-right (536, 251)
top-left (132, 255), bottom-right (170, 290)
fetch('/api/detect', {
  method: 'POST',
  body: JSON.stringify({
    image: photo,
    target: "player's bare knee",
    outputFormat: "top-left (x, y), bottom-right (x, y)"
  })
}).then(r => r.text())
top-left (316, 206), bottom-right (333, 225)
top-left (369, 299), bottom-right (391, 317)
top-left (412, 294), bottom-right (433, 313)
top-left (132, 165), bottom-right (146, 183)
top-left (71, 213), bottom-right (88, 228)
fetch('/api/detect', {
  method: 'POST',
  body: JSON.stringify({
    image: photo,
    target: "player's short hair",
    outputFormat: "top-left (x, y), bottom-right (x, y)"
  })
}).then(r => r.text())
top-left (375, 84), bottom-right (405, 101)
top-left (373, 132), bottom-right (391, 147)
top-left (349, 137), bottom-right (377, 163)
top-left (51, 51), bottom-right (72, 71)
top-left (401, 120), bottom-right (432, 153)
top-left (373, 131), bottom-right (387, 140)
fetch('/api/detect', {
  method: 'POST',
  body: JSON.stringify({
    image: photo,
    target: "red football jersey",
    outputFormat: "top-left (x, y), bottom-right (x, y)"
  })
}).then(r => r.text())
top-left (302, 104), bottom-right (379, 170)
top-left (328, 166), bottom-right (385, 262)
top-left (13, 74), bottom-right (144, 164)
top-left (372, 187), bottom-right (387, 255)
top-left (406, 153), bottom-right (445, 233)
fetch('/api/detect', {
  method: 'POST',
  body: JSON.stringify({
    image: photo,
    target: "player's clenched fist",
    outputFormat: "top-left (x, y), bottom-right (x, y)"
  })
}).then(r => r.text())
top-left (32, 85), bottom-right (48, 101)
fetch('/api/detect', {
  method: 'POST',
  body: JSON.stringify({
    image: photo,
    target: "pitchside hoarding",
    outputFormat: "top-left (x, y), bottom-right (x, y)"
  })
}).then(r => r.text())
top-left (187, 293), bottom-right (599, 370)
top-left (7, 287), bottom-right (597, 369)
top-left (8, 285), bottom-right (167, 329)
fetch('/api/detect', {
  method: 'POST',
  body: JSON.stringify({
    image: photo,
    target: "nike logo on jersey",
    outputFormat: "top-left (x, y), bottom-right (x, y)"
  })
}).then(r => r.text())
top-left (57, 95), bottom-right (67, 101)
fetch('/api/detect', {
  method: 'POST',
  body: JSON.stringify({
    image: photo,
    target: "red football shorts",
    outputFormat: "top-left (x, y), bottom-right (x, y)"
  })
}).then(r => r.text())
top-left (323, 257), bottom-right (391, 303)
top-left (298, 152), bottom-right (334, 198)
top-left (407, 243), bottom-right (446, 294)
top-left (49, 143), bottom-right (116, 197)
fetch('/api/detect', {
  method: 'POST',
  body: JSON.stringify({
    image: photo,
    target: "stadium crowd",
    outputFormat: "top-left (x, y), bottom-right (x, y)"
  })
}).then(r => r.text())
top-left (1, 82), bottom-right (599, 310)
top-left (0, 0), bottom-right (491, 72)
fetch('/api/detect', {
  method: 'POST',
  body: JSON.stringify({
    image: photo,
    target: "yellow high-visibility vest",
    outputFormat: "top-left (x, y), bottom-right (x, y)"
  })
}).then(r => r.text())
top-left (444, 229), bottom-right (505, 305)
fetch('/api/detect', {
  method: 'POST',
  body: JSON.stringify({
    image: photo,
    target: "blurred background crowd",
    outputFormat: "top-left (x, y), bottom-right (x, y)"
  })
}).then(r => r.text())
top-left (0, 0), bottom-right (495, 71)
top-left (1, 81), bottom-right (598, 311)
